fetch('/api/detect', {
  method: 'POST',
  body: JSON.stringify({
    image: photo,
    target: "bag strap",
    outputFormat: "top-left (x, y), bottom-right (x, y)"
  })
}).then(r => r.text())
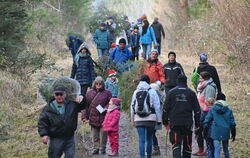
top-left (194, 66), bottom-right (198, 73)
top-left (89, 92), bottom-right (101, 107)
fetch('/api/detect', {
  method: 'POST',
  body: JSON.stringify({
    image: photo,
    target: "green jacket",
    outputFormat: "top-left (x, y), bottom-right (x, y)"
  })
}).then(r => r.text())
top-left (93, 29), bottom-right (110, 49)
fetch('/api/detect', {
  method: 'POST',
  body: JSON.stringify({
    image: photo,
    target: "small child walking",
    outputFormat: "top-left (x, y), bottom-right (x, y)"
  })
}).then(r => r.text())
top-left (105, 69), bottom-right (120, 98)
top-left (203, 95), bottom-right (236, 158)
top-left (129, 26), bottom-right (140, 61)
top-left (102, 98), bottom-right (121, 156)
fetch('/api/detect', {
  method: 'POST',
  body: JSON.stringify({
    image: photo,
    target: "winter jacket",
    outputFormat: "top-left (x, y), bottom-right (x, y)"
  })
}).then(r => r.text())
top-left (144, 59), bottom-right (165, 83)
top-left (163, 61), bottom-right (185, 87)
top-left (82, 88), bottom-right (112, 127)
top-left (105, 78), bottom-right (120, 97)
top-left (151, 21), bottom-right (165, 43)
top-left (107, 22), bottom-right (116, 44)
top-left (93, 28), bottom-right (110, 49)
top-left (197, 80), bottom-right (217, 111)
top-left (70, 44), bottom-right (96, 85)
top-left (109, 46), bottom-right (133, 64)
top-left (102, 106), bottom-right (120, 132)
top-left (130, 81), bottom-right (162, 127)
top-left (197, 62), bottom-right (221, 93)
top-left (162, 83), bottom-right (201, 127)
top-left (130, 33), bottom-right (140, 47)
top-left (203, 100), bottom-right (236, 141)
top-left (140, 27), bottom-right (157, 45)
top-left (38, 98), bottom-right (87, 138)
top-left (69, 35), bottom-right (83, 58)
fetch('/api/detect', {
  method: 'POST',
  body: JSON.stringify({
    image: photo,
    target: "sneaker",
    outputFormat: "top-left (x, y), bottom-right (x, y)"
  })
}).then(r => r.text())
top-left (100, 149), bottom-right (106, 155)
top-left (92, 149), bottom-right (99, 155)
top-left (108, 151), bottom-right (119, 156)
top-left (152, 146), bottom-right (161, 155)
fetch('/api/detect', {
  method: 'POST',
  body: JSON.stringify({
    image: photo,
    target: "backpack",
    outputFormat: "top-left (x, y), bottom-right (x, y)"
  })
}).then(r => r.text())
top-left (132, 88), bottom-right (153, 117)
top-left (191, 67), bottom-right (200, 89)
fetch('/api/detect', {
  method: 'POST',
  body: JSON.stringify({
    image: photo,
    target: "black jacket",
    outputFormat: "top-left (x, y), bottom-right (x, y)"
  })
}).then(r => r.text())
top-left (38, 99), bottom-right (87, 138)
top-left (163, 84), bottom-right (201, 127)
top-left (197, 62), bottom-right (221, 93)
top-left (164, 61), bottom-right (185, 87)
top-left (151, 21), bottom-right (165, 43)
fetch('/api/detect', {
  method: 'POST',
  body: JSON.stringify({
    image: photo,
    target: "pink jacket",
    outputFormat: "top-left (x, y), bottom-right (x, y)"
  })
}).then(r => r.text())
top-left (102, 107), bottom-right (120, 132)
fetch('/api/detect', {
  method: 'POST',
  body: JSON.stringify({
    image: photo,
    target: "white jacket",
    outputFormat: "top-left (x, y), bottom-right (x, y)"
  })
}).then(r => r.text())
top-left (130, 81), bottom-right (162, 123)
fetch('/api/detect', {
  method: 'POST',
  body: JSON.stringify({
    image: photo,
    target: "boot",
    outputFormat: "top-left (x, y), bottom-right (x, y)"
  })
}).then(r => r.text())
top-left (100, 148), bottom-right (106, 155)
top-left (152, 145), bottom-right (161, 155)
top-left (192, 147), bottom-right (207, 156)
top-left (92, 149), bottom-right (99, 155)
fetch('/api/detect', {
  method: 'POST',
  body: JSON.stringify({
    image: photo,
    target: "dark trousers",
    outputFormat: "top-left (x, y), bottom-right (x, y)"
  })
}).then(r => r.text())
top-left (48, 136), bottom-right (75, 158)
top-left (131, 46), bottom-right (140, 61)
top-left (169, 126), bottom-right (192, 158)
top-left (152, 130), bottom-right (159, 146)
top-left (196, 126), bottom-right (204, 148)
top-left (156, 38), bottom-right (162, 55)
top-left (80, 84), bottom-right (90, 95)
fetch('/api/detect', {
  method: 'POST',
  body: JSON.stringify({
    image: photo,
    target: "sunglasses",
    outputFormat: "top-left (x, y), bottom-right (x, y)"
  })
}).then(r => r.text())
top-left (54, 93), bottom-right (64, 96)
top-left (95, 83), bottom-right (102, 85)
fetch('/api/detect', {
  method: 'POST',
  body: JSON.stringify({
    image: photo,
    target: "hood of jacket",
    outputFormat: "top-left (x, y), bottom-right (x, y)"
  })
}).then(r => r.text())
top-left (77, 42), bottom-right (91, 55)
top-left (152, 21), bottom-right (159, 24)
top-left (137, 81), bottom-right (151, 90)
top-left (69, 34), bottom-right (76, 41)
top-left (199, 62), bottom-right (209, 69)
top-left (213, 100), bottom-right (229, 114)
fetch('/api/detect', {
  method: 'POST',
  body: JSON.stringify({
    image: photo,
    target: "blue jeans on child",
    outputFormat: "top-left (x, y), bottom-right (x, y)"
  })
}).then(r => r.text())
top-left (142, 44), bottom-right (152, 60)
top-left (136, 126), bottom-right (154, 158)
top-left (213, 140), bottom-right (230, 158)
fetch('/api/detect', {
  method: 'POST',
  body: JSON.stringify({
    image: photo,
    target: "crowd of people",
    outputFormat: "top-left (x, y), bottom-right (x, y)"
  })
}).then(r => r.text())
top-left (38, 14), bottom-right (236, 158)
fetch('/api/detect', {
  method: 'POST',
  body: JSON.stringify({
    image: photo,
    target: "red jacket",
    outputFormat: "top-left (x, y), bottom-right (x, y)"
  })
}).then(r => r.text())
top-left (144, 60), bottom-right (165, 83)
top-left (102, 107), bottom-right (120, 132)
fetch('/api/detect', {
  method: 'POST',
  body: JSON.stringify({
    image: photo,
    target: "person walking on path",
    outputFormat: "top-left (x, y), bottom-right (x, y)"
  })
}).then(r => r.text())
top-left (163, 51), bottom-right (185, 96)
top-left (38, 86), bottom-right (86, 158)
top-left (129, 26), bottom-right (141, 61)
top-left (140, 19), bottom-right (158, 60)
top-left (105, 69), bottom-right (120, 98)
top-left (68, 34), bottom-right (83, 60)
top-left (93, 22), bottom-right (110, 58)
top-left (162, 74), bottom-right (201, 158)
top-left (151, 17), bottom-right (165, 55)
top-left (70, 43), bottom-right (96, 95)
top-left (144, 49), bottom-right (165, 84)
top-left (203, 99), bottom-right (236, 158)
top-left (193, 71), bottom-right (217, 156)
top-left (81, 76), bottom-right (112, 155)
top-left (194, 53), bottom-right (222, 95)
top-left (131, 75), bottom-right (162, 158)
top-left (107, 16), bottom-right (117, 46)
top-left (109, 38), bottom-right (133, 73)
top-left (150, 81), bottom-right (164, 156)
top-left (102, 98), bottom-right (121, 156)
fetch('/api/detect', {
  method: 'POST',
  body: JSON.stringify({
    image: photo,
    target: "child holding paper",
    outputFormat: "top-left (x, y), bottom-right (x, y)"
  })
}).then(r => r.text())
top-left (102, 98), bottom-right (121, 156)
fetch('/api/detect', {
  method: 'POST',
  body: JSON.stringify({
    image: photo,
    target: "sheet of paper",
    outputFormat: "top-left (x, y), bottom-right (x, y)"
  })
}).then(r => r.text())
top-left (96, 104), bottom-right (105, 113)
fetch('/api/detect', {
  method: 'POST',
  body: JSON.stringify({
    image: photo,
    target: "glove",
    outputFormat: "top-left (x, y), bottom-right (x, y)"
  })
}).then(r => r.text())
top-left (231, 126), bottom-right (236, 142)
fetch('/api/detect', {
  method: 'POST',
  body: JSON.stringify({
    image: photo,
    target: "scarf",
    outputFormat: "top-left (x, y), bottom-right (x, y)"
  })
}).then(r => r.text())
top-left (107, 105), bottom-right (119, 112)
top-left (197, 78), bottom-right (213, 93)
top-left (74, 53), bottom-right (90, 67)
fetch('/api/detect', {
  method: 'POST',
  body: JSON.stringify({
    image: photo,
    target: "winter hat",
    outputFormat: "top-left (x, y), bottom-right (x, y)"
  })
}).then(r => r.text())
top-left (111, 43), bottom-right (117, 48)
top-left (69, 34), bottom-right (76, 41)
top-left (111, 98), bottom-right (121, 106)
top-left (119, 38), bottom-right (126, 45)
top-left (199, 53), bottom-right (208, 62)
top-left (108, 16), bottom-right (114, 20)
top-left (137, 18), bottom-right (143, 24)
top-left (177, 74), bottom-right (187, 84)
top-left (151, 49), bottom-right (159, 54)
top-left (168, 51), bottom-right (176, 58)
top-left (108, 69), bottom-right (117, 77)
top-left (140, 75), bottom-right (150, 84)
top-left (99, 22), bottom-right (106, 27)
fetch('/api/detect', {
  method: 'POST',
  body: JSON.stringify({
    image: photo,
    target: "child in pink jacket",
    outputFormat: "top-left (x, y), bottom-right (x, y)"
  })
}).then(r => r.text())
top-left (102, 98), bottom-right (121, 156)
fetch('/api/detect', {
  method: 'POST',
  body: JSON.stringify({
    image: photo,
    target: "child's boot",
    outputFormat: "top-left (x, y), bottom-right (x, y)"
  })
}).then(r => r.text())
top-left (152, 145), bottom-right (161, 155)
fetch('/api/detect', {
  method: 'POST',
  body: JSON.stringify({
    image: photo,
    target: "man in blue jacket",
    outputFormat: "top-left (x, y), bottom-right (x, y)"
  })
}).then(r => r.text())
top-left (109, 38), bottom-right (133, 73)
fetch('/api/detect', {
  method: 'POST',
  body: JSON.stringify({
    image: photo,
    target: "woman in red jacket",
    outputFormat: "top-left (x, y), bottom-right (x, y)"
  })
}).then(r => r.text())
top-left (144, 49), bottom-right (165, 84)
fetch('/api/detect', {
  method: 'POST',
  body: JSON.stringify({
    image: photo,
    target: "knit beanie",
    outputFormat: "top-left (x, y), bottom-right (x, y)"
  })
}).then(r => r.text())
top-left (108, 69), bottom-right (117, 77)
top-left (111, 98), bottom-right (121, 106)
top-left (99, 22), bottom-right (106, 27)
top-left (199, 53), bottom-right (208, 62)
top-left (151, 49), bottom-right (159, 55)
top-left (140, 75), bottom-right (150, 84)
top-left (177, 74), bottom-right (187, 84)
top-left (168, 51), bottom-right (176, 57)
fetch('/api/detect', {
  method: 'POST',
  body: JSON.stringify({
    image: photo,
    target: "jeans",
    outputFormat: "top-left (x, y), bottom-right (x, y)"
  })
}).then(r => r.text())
top-left (214, 140), bottom-right (230, 158)
top-left (169, 126), bottom-right (192, 158)
top-left (136, 126), bottom-right (154, 158)
top-left (48, 136), bottom-right (75, 158)
top-left (97, 49), bottom-right (108, 57)
top-left (131, 46), bottom-right (140, 61)
top-left (156, 38), bottom-right (161, 55)
top-left (142, 44), bottom-right (152, 60)
top-left (152, 130), bottom-right (158, 146)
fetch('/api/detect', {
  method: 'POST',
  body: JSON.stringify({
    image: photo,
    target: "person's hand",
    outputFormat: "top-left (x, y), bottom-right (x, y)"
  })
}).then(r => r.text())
top-left (42, 136), bottom-right (48, 145)
top-left (75, 95), bottom-right (84, 103)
